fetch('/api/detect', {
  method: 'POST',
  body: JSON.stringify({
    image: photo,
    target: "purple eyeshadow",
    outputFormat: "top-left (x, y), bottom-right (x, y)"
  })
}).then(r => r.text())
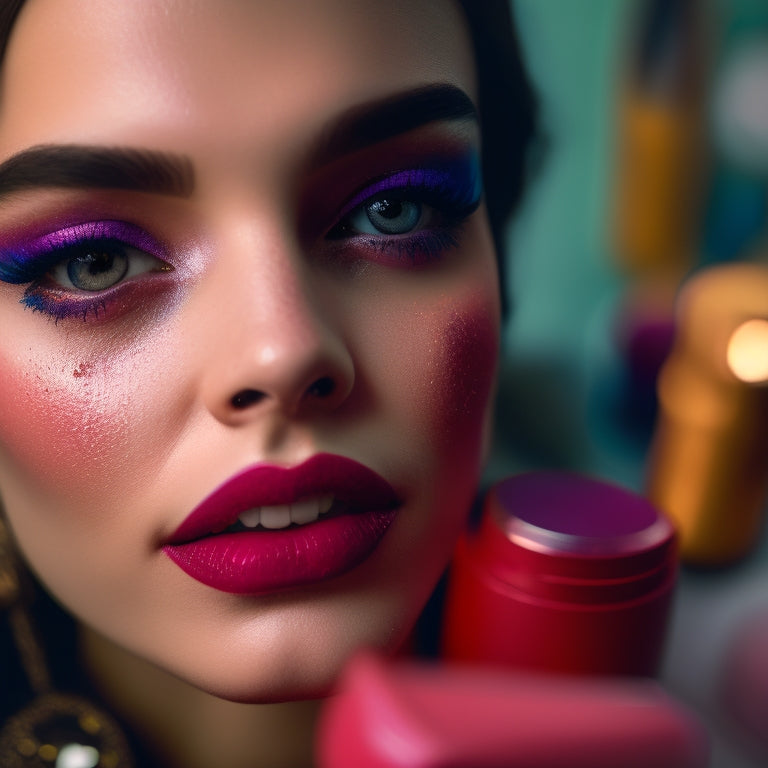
top-left (338, 152), bottom-right (482, 222)
top-left (0, 149), bottom-right (484, 316)
top-left (12, 220), bottom-right (162, 260)
top-left (0, 220), bottom-right (165, 284)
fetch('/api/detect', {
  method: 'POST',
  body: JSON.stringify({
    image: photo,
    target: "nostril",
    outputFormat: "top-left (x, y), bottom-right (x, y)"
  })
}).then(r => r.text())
top-left (307, 376), bottom-right (335, 399)
top-left (231, 389), bottom-right (265, 409)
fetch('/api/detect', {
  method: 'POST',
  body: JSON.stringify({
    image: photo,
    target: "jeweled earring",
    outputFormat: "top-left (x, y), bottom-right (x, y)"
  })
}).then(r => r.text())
top-left (0, 516), bottom-right (135, 768)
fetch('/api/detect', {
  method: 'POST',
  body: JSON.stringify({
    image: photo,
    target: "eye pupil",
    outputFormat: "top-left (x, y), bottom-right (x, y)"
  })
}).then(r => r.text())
top-left (370, 199), bottom-right (402, 220)
top-left (365, 198), bottom-right (421, 235)
top-left (85, 251), bottom-right (115, 273)
top-left (66, 245), bottom-right (129, 291)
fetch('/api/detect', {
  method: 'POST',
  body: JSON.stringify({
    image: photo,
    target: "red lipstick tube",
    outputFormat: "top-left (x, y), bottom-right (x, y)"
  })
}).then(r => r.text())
top-left (442, 472), bottom-right (677, 676)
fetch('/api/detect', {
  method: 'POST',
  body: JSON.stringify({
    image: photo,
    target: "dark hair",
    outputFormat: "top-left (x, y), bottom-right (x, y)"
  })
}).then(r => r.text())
top-left (0, 0), bottom-right (23, 60)
top-left (457, 1), bottom-right (537, 312)
top-left (0, 0), bottom-right (537, 306)
top-left (458, 2), bottom-right (537, 242)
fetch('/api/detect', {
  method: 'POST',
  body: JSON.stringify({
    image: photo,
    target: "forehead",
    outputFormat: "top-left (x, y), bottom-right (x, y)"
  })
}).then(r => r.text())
top-left (0, 0), bottom-right (476, 158)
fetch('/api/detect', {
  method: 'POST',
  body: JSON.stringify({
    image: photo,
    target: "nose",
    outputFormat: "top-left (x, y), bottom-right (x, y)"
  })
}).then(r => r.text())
top-left (219, 322), bottom-right (354, 422)
top-left (197, 239), bottom-right (355, 425)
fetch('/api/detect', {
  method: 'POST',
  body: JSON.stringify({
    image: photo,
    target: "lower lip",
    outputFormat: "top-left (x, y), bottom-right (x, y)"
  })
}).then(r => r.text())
top-left (162, 509), bottom-right (396, 594)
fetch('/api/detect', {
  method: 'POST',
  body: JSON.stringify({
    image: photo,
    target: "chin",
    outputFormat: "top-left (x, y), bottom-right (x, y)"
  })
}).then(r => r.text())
top-left (188, 669), bottom-right (336, 705)
top-left (170, 634), bottom-right (403, 704)
top-left (123, 580), bottom-right (418, 705)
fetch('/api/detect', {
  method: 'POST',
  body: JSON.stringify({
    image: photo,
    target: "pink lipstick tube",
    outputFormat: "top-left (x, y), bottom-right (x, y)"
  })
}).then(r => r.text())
top-left (316, 652), bottom-right (709, 768)
top-left (442, 472), bottom-right (677, 676)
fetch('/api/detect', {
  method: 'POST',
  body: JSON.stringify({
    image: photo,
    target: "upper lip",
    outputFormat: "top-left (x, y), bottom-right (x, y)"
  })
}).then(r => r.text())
top-left (166, 453), bottom-right (400, 544)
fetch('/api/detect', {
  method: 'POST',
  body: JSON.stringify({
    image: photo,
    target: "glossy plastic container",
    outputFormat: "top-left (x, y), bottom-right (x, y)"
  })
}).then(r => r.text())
top-left (442, 472), bottom-right (677, 676)
top-left (317, 652), bottom-right (709, 768)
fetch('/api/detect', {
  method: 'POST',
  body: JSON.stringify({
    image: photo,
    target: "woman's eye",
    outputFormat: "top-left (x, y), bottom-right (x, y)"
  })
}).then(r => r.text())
top-left (48, 241), bottom-right (167, 292)
top-left (325, 158), bottom-right (483, 266)
top-left (347, 197), bottom-right (424, 236)
top-left (0, 221), bottom-right (174, 322)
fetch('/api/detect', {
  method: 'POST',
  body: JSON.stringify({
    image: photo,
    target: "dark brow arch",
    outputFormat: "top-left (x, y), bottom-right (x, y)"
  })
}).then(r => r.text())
top-left (309, 83), bottom-right (478, 168)
top-left (0, 145), bottom-right (195, 199)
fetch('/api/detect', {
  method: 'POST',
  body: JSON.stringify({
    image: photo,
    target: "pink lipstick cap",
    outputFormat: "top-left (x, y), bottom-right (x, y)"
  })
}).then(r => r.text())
top-left (442, 472), bottom-right (677, 676)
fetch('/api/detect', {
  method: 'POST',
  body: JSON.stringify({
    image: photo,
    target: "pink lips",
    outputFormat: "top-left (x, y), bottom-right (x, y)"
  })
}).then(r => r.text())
top-left (162, 454), bottom-right (400, 594)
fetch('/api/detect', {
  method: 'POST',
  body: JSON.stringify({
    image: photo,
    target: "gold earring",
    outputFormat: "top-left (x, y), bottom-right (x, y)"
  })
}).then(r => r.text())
top-left (0, 516), bottom-right (135, 768)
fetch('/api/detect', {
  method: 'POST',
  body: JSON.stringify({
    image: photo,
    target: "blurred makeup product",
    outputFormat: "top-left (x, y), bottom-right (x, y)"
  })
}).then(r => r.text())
top-left (585, 282), bottom-right (678, 467)
top-left (613, 284), bottom-right (678, 427)
top-left (441, 472), bottom-right (677, 677)
top-left (719, 609), bottom-right (768, 754)
top-left (316, 651), bottom-right (709, 768)
top-left (705, 35), bottom-right (768, 262)
top-left (712, 36), bottom-right (768, 177)
top-left (646, 261), bottom-right (768, 565)
top-left (612, 0), bottom-right (709, 281)
top-left (592, 0), bottom-right (710, 465)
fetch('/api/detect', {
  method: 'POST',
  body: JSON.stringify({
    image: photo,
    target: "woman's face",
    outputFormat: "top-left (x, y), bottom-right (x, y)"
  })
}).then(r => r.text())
top-left (0, 0), bottom-right (499, 701)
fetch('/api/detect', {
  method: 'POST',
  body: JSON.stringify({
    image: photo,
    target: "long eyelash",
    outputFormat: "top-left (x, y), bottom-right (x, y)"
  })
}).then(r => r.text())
top-left (0, 221), bottom-right (164, 284)
top-left (327, 153), bottom-right (482, 264)
top-left (0, 251), bottom-right (52, 284)
top-left (0, 221), bottom-right (168, 323)
top-left (0, 238), bottom-right (110, 285)
top-left (337, 155), bottom-right (482, 222)
top-left (21, 287), bottom-right (108, 323)
top-left (364, 173), bottom-right (480, 217)
top-left (14, 239), bottom-right (128, 322)
top-left (355, 228), bottom-right (463, 263)
top-left (1, 236), bottom-right (128, 321)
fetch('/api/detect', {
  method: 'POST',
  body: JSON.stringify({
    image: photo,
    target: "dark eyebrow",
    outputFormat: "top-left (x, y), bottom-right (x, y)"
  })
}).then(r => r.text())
top-left (310, 83), bottom-right (478, 166)
top-left (0, 85), bottom-right (473, 198)
top-left (0, 145), bottom-right (195, 199)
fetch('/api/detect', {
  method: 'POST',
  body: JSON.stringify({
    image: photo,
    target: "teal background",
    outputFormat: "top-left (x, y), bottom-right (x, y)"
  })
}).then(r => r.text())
top-left (491, 0), bottom-right (628, 484)
top-left (491, 0), bottom-right (768, 488)
top-left (497, 5), bottom-right (768, 767)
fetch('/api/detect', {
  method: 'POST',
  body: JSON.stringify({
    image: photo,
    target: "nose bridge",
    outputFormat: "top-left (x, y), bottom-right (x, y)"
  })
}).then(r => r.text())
top-left (196, 218), bottom-right (354, 422)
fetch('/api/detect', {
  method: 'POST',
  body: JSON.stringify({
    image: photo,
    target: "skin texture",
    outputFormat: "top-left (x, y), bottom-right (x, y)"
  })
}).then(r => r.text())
top-left (0, 0), bottom-right (499, 718)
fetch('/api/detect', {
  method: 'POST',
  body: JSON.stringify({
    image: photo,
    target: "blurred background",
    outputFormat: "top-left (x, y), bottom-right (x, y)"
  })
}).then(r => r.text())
top-left (490, 1), bottom-right (768, 765)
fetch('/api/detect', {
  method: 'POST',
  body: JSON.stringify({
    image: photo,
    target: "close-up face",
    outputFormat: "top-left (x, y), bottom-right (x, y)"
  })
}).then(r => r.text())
top-left (0, 0), bottom-right (500, 702)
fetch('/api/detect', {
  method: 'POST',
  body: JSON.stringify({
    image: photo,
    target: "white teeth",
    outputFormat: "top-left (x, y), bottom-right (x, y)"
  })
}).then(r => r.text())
top-left (259, 505), bottom-right (291, 530)
top-left (236, 496), bottom-right (334, 530)
top-left (290, 499), bottom-right (320, 525)
top-left (238, 508), bottom-right (262, 528)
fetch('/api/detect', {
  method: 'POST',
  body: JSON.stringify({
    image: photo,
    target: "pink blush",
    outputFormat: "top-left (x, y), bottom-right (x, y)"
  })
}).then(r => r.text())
top-left (443, 304), bottom-right (499, 421)
top-left (414, 294), bottom-right (500, 452)
top-left (72, 361), bottom-right (96, 378)
top-left (0, 353), bottom-right (125, 499)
